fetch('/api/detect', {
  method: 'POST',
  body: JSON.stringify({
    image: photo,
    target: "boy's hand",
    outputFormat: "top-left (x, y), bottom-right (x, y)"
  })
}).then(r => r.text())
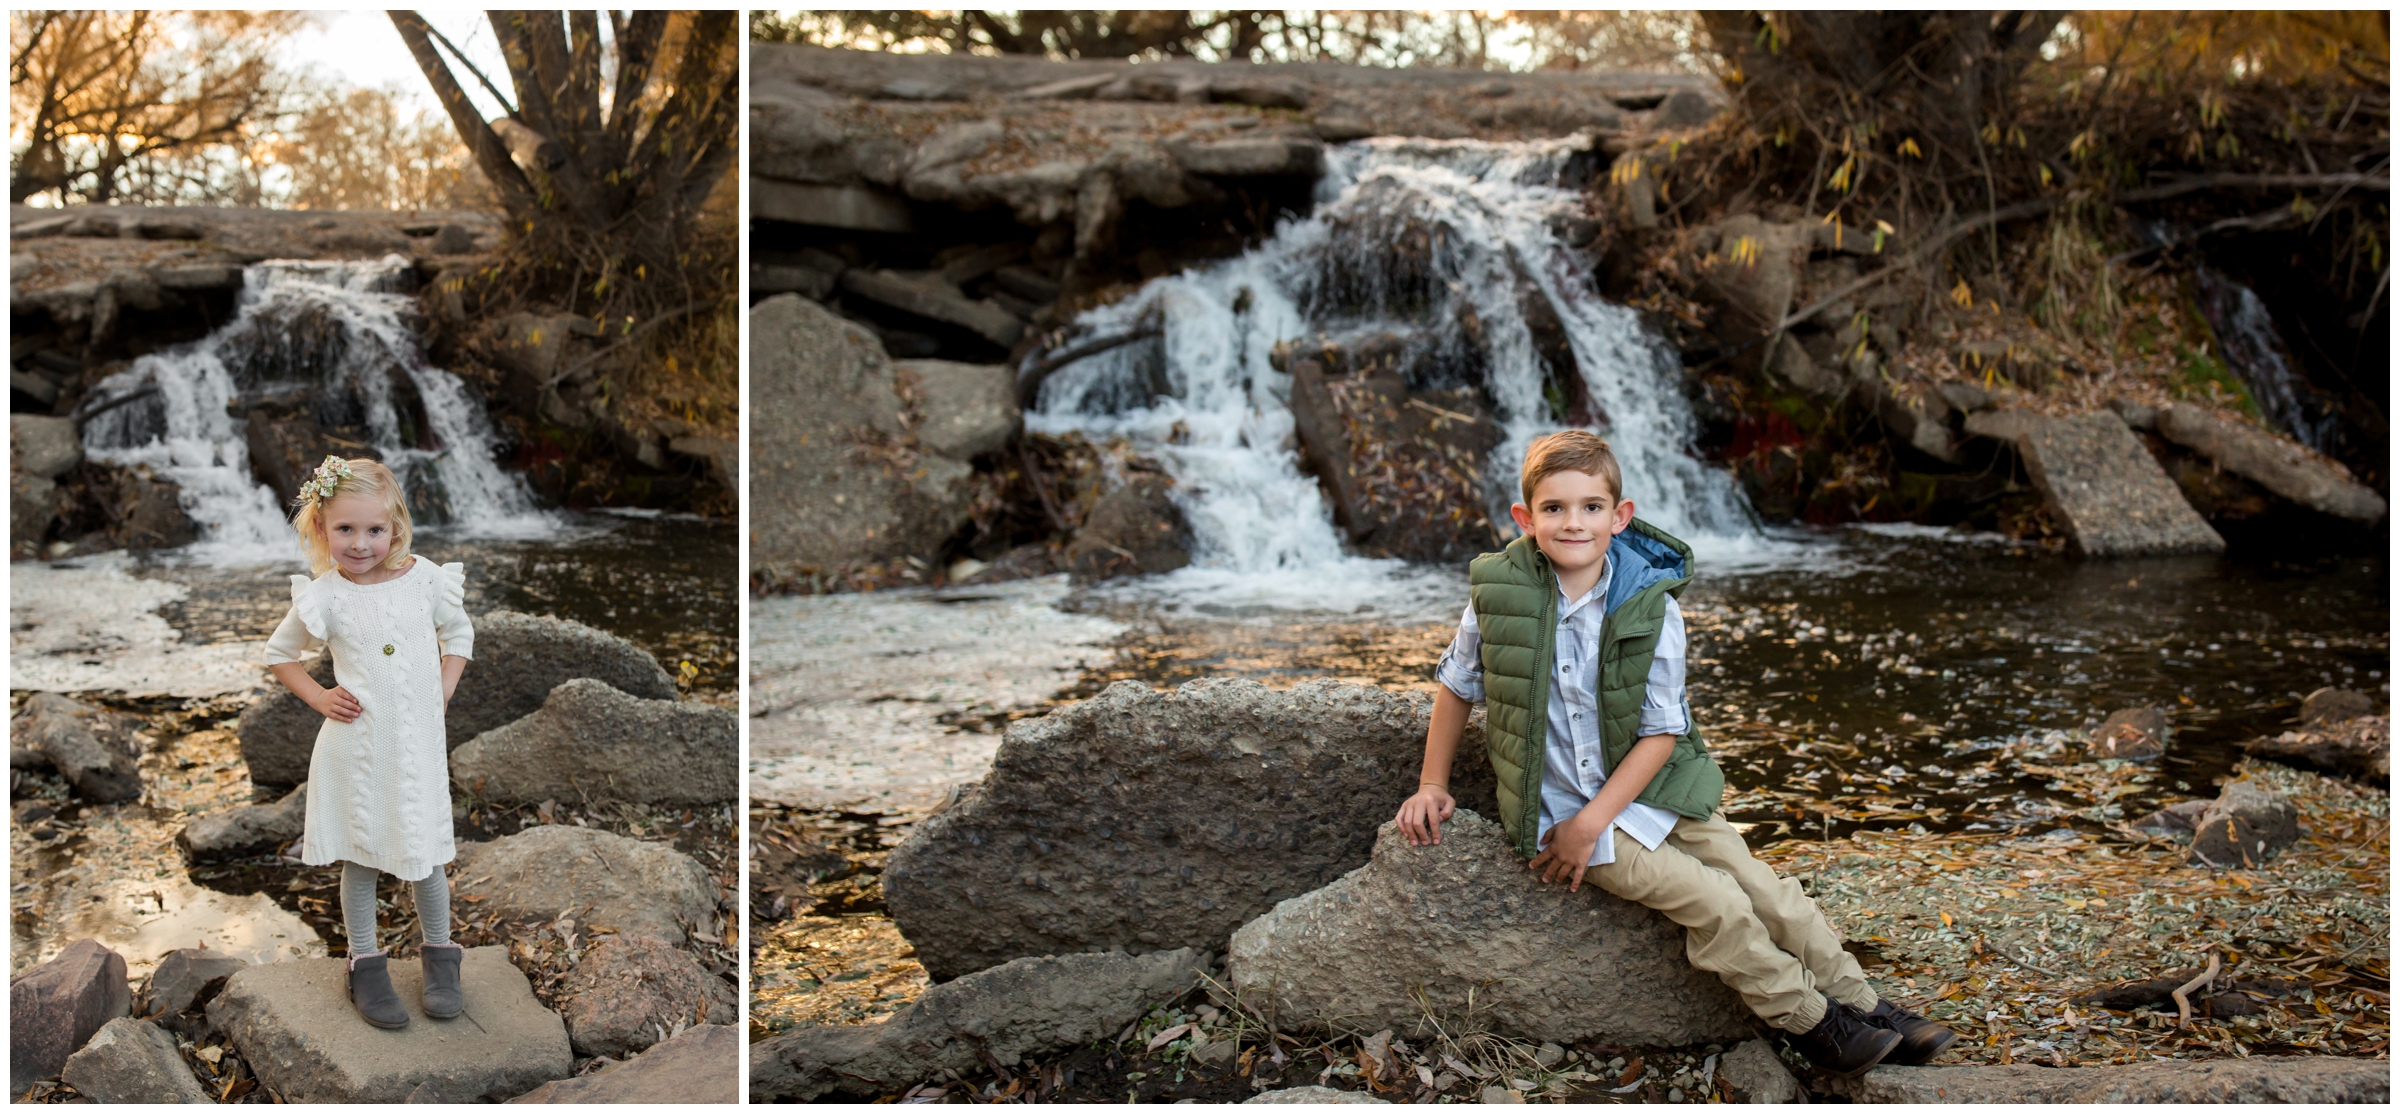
top-left (1530, 816), bottom-right (1603, 892)
top-left (1395, 785), bottom-right (1455, 846)
top-left (311, 685), bottom-right (363, 723)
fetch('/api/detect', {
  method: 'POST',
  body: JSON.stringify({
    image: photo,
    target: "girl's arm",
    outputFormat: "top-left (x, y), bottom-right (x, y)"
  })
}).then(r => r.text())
top-left (440, 654), bottom-right (467, 708)
top-left (1396, 685), bottom-right (1470, 845)
top-left (1529, 732), bottom-right (1675, 890)
top-left (271, 660), bottom-right (361, 723)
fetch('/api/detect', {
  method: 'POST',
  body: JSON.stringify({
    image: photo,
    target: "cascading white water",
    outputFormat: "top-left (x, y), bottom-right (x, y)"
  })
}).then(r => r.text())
top-left (80, 256), bottom-right (551, 564)
top-left (2193, 265), bottom-right (2334, 453)
top-left (1028, 137), bottom-right (1763, 610)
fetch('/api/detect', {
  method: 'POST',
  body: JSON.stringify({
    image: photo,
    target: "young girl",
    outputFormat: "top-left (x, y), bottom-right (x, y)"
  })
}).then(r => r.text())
top-left (264, 456), bottom-right (473, 1030)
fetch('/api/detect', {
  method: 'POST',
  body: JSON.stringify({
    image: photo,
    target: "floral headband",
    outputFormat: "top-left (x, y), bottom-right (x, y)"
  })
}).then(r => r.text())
top-left (297, 456), bottom-right (354, 506)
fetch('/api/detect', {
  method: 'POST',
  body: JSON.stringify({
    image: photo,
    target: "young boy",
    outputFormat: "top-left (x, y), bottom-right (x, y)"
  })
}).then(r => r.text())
top-left (1394, 431), bottom-right (1955, 1075)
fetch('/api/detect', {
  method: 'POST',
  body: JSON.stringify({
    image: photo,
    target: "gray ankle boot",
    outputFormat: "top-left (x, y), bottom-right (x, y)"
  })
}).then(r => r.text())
top-left (347, 953), bottom-right (409, 1029)
top-left (420, 943), bottom-right (464, 1019)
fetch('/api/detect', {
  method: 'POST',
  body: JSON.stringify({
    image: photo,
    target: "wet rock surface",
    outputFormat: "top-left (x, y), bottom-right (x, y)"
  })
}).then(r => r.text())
top-left (1835, 1055), bottom-right (2389, 1102)
top-left (58, 1016), bottom-right (210, 1104)
top-left (206, 945), bottom-right (571, 1102)
top-left (553, 933), bottom-right (738, 1059)
top-left (751, 948), bottom-right (1206, 1101)
top-left (1063, 473), bottom-right (1192, 583)
top-left (2301, 687), bottom-right (2379, 726)
top-left (2007, 411), bottom-right (2227, 557)
top-left (881, 678), bottom-right (1499, 981)
top-left (449, 679), bottom-right (737, 807)
top-left (9, 938), bottom-right (132, 1094)
top-left (1227, 810), bottom-right (1754, 1047)
top-left (2241, 714), bottom-right (2389, 782)
top-left (2186, 779), bottom-right (2300, 869)
top-left (177, 782), bottom-right (305, 860)
top-left (13, 692), bottom-right (144, 804)
top-left (2089, 706), bottom-right (2169, 760)
top-left (506, 1023), bottom-right (741, 1104)
top-left (452, 825), bottom-right (718, 945)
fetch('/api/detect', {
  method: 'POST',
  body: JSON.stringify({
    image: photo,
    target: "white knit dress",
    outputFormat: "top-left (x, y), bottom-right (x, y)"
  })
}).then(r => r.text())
top-left (263, 558), bottom-right (473, 882)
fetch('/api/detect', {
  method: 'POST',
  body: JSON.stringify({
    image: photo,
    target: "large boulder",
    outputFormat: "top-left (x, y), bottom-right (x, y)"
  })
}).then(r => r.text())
top-left (136, 948), bottom-right (249, 1017)
top-left (552, 934), bottom-right (738, 1059)
top-left (2186, 780), bottom-right (2300, 869)
top-left (1837, 1056), bottom-right (2388, 1103)
top-left (449, 679), bottom-right (737, 807)
top-left (896, 358), bottom-right (1019, 459)
top-left (236, 610), bottom-right (674, 785)
top-left (59, 1017), bottom-right (209, 1104)
top-left (177, 783), bottom-right (305, 860)
top-left (1282, 338), bottom-right (1505, 564)
top-left (2240, 714), bottom-right (2389, 782)
top-left (12, 692), bottom-right (142, 803)
top-left (506, 1024), bottom-right (740, 1104)
top-left (752, 949), bottom-right (1206, 1102)
top-left (11, 414), bottom-right (83, 478)
top-left (1994, 410), bottom-right (2225, 556)
top-left (1228, 810), bottom-right (1752, 1047)
top-left (9, 939), bottom-right (132, 1094)
top-left (451, 826), bottom-right (718, 945)
top-left (750, 293), bottom-right (976, 576)
top-left (12, 470), bottom-right (59, 554)
top-left (1064, 473), bottom-right (1193, 583)
top-left (207, 946), bottom-right (571, 1102)
top-left (882, 678), bottom-right (1500, 981)
top-left (2154, 403), bottom-right (2386, 524)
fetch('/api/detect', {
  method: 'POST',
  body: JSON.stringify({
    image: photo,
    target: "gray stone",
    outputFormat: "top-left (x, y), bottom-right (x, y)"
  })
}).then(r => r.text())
top-left (2241, 714), bottom-right (2388, 782)
top-left (13, 692), bottom-right (142, 803)
top-left (2089, 707), bottom-right (2168, 760)
top-left (2011, 411), bottom-right (2225, 556)
top-left (1169, 137), bottom-right (1325, 177)
top-left (2155, 402), bottom-right (2387, 524)
top-left (178, 783), bottom-right (305, 860)
top-left (883, 678), bottom-right (1500, 981)
top-left (452, 825), bottom-right (718, 945)
top-left (2131, 798), bottom-right (2210, 838)
top-left (1718, 1038), bottom-right (1802, 1103)
top-left (207, 946), bottom-right (571, 1102)
top-left (237, 611), bottom-right (674, 785)
top-left (11, 414), bottom-right (82, 478)
top-left (405, 1080), bottom-right (452, 1102)
top-left (1228, 810), bottom-right (1753, 1048)
top-left (750, 294), bottom-right (977, 575)
top-left (2301, 687), bottom-right (2378, 726)
top-left (2106, 396), bottom-right (2157, 430)
top-left (1837, 1055), bottom-right (2388, 1103)
top-left (12, 470), bottom-right (58, 553)
top-left (897, 358), bottom-right (1019, 460)
top-left (1285, 341), bottom-right (1506, 562)
top-left (9, 939), bottom-right (132, 1094)
top-left (427, 224), bottom-right (480, 256)
top-left (507, 1024), bottom-right (740, 1104)
top-left (1245, 1085), bottom-right (1389, 1103)
top-left (553, 934), bottom-right (737, 1059)
top-left (2187, 779), bottom-right (2300, 869)
top-left (751, 949), bottom-right (1205, 1102)
top-left (59, 1017), bottom-right (209, 1103)
top-left (839, 269), bottom-right (1025, 348)
top-left (1939, 381), bottom-right (1998, 414)
top-left (136, 948), bottom-right (250, 1017)
top-left (1694, 216), bottom-right (1811, 336)
top-left (1064, 474), bottom-right (1194, 583)
top-left (450, 679), bottom-right (736, 807)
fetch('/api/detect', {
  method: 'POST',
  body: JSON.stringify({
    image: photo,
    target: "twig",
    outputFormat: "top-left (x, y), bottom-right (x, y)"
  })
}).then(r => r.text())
top-left (423, 19), bottom-right (520, 118)
top-left (2171, 947), bottom-right (2222, 1028)
top-left (1012, 320), bottom-right (1163, 408)
top-left (540, 295), bottom-right (726, 390)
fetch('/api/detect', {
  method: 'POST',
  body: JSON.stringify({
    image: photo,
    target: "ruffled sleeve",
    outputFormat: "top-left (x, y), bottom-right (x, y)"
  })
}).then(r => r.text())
top-left (431, 561), bottom-right (473, 659)
top-left (263, 574), bottom-right (327, 665)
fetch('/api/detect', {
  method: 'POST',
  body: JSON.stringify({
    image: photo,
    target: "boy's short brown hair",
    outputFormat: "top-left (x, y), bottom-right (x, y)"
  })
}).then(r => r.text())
top-left (1520, 430), bottom-right (1622, 505)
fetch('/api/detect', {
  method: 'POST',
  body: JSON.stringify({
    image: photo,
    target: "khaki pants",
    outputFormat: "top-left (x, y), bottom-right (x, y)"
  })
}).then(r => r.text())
top-left (1584, 811), bottom-right (1875, 1033)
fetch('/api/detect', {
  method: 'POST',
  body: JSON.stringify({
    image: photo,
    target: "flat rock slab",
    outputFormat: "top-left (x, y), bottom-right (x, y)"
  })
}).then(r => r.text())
top-left (2010, 411), bottom-right (2225, 556)
top-left (450, 679), bottom-right (736, 807)
top-left (1837, 1055), bottom-right (2389, 1103)
top-left (2155, 403), bottom-right (2386, 523)
top-left (1228, 810), bottom-right (1753, 1048)
top-left (883, 677), bottom-right (1500, 981)
top-left (452, 825), bottom-right (718, 944)
top-left (507, 1024), bottom-right (739, 1104)
top-left (207, 947), bottom-right (571, 1102)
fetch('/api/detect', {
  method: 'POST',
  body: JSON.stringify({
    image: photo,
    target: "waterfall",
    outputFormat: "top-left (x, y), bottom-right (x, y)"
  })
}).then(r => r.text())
top-left (80, 256), bottom-right (550, 564)
top-left (2192, 265), bottom-right (2335, 453)
top-left (1027, 137), bottom-right (1761, 609)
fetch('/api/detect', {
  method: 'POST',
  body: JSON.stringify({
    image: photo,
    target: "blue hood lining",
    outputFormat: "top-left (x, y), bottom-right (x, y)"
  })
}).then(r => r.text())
top-left (1603, 521), bottom-right (1689, 616)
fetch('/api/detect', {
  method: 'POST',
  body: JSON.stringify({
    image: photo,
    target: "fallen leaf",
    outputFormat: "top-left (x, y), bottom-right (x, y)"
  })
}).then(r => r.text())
top-left (1144, 1023), bottom-right (1192, 1052)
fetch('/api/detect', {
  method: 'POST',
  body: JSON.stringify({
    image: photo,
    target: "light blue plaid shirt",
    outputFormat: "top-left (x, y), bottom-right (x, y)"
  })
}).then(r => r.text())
top-left (1436, 555), bottom-right (1687, 867)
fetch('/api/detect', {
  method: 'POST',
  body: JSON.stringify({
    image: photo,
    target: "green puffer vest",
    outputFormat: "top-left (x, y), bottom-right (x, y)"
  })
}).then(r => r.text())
top-left (1467, 519), bottom-right (1726, 859)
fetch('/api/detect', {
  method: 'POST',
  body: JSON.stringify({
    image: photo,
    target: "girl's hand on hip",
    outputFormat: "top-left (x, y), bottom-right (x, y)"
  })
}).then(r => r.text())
top-left (313, 685), bottom-right (363, 723)
top-left (1395, 785), bottom-right (1455, 846)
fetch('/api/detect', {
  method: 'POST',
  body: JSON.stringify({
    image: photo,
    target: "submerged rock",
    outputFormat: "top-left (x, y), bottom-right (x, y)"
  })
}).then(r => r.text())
top-left (449, 679), bottom-right (736, 806)
top-left (2240, 714), bottom-right (2389, 782)
top-left (881, 678), bottom-right (1500, 981)
top-left (177, 783), bottom-right (305, 860)
top-left (1837, 1055), bottom-right (2388, 1103)
top-left (9, 939), bottom-right (131, 1094)
top-left (506, 1024), bottom-right (740, 1104)
top-left (553, 934), bottom-right (737, 1059)
top-left (59, 1017), bottom-right (209, 1104)
top-left (208, 946), bottom-right (571, 1102)
top-left (2186, 780), bottom-right (2300, 869)
top-left (13, 692), bottom-right (143, 803)
top-left (2004, 410), bottom-right (2225, 557)
top-left (1227, 810), bottom-right (1752, 1047)
top-left (2089, 707), bottom-right (2169, 760)
top-left (2300, 687), bottom-right (2379, 726)
top-left (451, 826), bottom-right (718, 945)
top-left (750, 949), bottom-right (1206, 1102)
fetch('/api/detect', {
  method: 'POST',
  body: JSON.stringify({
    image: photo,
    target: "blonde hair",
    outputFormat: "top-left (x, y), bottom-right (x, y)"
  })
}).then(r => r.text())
top-left (1520, 430), bottom-right (1623, 505)
top-left (291, 457), bottom-right (414, 576)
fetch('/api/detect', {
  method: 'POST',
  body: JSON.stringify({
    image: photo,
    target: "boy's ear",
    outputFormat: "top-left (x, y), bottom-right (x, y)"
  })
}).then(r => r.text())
top-left (1509, 502), bottom-right (1534, 533)
top-left (1612, 498), bottom-right (1635, 535)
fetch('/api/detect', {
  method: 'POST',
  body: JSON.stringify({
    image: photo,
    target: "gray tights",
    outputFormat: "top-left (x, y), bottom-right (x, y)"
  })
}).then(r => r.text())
top-left (339, 861), bottom-right (451, 956)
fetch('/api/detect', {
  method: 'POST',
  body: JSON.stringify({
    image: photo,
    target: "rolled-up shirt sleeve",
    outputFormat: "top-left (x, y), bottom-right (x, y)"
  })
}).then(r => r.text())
top-left (1434, 605), bottom-right (1485, 704)
top-left (1637, 595), bottom-right (1690, 737)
